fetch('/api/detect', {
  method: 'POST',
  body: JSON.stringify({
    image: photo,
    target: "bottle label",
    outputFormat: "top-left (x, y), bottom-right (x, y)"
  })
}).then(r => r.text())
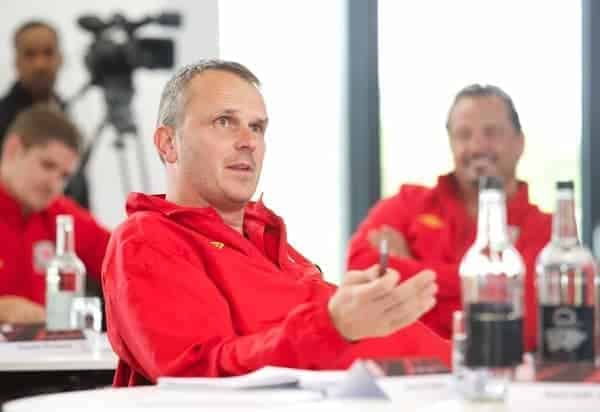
top-left (46, 292), bottom-right (74, 331)
top-left (540, 305), bottom-right (594, 362)
top-left (465, 303), bottom-right (523, 368)
top-left (59, 271), bottom-right (77, 291)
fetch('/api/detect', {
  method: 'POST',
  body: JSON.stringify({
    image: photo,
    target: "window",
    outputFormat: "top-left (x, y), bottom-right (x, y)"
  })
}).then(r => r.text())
top-left (379, 1), bottom-right (581, 215)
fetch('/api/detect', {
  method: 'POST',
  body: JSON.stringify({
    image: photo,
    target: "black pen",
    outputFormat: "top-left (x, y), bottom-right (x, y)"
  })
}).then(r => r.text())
top-left (379, 237), bottom-right (389, 277)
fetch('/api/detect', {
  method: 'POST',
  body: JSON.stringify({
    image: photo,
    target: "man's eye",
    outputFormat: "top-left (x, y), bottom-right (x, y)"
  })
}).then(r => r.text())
top-left (455, 131), bottom-right (470, 141)
top-left (215, 117), bottom-right (231, 127)
top-left (251, 124), bottom-right (264, 134)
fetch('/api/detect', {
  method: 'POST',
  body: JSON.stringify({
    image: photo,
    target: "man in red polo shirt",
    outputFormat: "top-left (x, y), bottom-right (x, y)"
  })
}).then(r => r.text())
top-left (0, 107), bottom-right (110, 324)
top-left (102, 60), bottom-right (451, 387)
top-left (347, 84), bottom-right (551, 353)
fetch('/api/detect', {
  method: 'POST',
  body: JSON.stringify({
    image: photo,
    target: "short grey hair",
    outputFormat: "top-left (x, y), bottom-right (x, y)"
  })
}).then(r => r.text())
top-left (156, 59), bottom-right (261, 128)
top-left (446, 84), bottom-right (522, 134)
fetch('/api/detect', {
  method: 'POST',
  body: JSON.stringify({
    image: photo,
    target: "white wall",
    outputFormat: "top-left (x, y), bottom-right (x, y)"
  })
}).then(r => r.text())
top-left (0, 0), bottom-right (219, 228)
top-left (219, 0), bottom-right (348, 282)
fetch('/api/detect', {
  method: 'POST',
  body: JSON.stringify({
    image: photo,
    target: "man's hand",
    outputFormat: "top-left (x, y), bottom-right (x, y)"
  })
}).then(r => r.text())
top-left (368, 225), bottom-right (412, 258)
top-left (0, 296), bottom-right (46, 324)
top-left (328, 266), bottom-right (437, 341)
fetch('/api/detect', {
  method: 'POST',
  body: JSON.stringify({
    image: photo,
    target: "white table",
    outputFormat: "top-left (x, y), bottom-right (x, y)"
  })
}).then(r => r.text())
top-left (6, 384), bottom-right (590, 412)
top-left (3, 386), bottom-right (324, 412)
top-left (283, 399), bottom-right (506, 412)
top-left (1, 389), bottom-right (518, 412)
top-left (0, 334), bottom-right (117, 403)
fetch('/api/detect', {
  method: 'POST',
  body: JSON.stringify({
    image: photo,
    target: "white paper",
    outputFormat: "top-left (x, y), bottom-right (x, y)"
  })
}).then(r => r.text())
top-left (159, 367), bottom-right (299, 390)
top-left (158, 366), bottom-right (347, 391)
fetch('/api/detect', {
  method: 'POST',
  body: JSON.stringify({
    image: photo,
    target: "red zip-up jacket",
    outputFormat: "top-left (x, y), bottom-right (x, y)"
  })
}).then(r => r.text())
top-left (0, 183), bottom-right (110, 305)
top-left (347, 174), bottom-right (551, 352)
top-left (102, 193), bottom-right (451, 386)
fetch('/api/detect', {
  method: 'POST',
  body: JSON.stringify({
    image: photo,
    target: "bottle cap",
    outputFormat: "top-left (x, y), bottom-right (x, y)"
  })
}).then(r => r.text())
top-left (479, 175), bottom-right (503, 191)
top-left (556, 180), bottom-right (574, 190)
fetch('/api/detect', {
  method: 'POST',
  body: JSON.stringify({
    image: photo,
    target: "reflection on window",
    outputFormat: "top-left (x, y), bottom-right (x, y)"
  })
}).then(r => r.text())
top-left (219, 0), bottom-right (346, 282)
top-left (379, 1), bottom-right (581, 215)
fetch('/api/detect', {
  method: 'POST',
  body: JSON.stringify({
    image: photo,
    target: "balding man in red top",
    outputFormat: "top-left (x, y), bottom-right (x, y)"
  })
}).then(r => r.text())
top-left (102, 60), bottom-right (451, 387)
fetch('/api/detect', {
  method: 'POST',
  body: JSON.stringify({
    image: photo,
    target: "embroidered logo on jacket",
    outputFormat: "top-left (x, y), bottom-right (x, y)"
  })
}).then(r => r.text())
top-left (33, 240), bottom-right (55, 273)
top-left (417, 214), bottom-right (445, 229)
top-left (209, 241), bottom-right (225, 249)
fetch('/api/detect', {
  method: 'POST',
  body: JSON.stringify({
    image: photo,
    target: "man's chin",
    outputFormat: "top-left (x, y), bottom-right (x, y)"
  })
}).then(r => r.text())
top-left (29, 83), bottom-right (53, 99)
top-left (28, 197), bottom-right (53, 213)
top-left (223, 191), bottom-right (256, 208)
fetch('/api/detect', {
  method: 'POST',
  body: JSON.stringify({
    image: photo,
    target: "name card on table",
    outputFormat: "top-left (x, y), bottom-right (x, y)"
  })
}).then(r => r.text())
top-left (375, 374), bottom-right (453, 404)
top-left (0, 339), bottom-right (90, 355)
top-left (507, 363), bottom-right (600, 411)
top-left (507, 382), bottom-right (600, 411)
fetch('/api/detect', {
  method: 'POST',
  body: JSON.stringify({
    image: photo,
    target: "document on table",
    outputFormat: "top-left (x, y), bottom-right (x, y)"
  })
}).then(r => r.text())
top-left (158, 366), bottom-right (347, 391)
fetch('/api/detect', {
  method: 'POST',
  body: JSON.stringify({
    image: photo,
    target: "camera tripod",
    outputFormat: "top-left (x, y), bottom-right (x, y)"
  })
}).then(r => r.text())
top-left (67, 77), bottom-right (150, 197)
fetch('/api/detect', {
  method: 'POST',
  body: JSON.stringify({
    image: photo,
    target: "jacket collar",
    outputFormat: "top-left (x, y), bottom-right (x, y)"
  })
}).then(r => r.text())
top-left (125, 193), bottom-right (286, 257)
top-left (436, 173), bottom-right (532, 223)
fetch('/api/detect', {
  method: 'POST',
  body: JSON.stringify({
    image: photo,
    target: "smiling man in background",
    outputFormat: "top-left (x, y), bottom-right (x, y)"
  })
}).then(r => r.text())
top-left (347, 84), bottom-right (551, 353)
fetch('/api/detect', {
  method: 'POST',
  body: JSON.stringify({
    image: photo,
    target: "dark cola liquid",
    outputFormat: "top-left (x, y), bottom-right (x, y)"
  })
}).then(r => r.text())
top-left (465, 302), bottom-right (523, 368)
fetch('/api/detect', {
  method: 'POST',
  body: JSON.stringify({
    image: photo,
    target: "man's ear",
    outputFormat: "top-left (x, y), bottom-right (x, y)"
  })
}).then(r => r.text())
top-left (516, 132), bottom-right (525, 161)
top-left (154, 125), bottom-right (177, 164)
top-left (1, 133), bottom-right (25, 162)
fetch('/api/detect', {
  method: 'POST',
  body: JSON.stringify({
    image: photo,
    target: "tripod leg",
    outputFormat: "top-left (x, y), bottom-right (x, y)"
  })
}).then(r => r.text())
top-left (115, 139), bottom-right (133, 197)
top-left (134, 132), bottom-right (151, 192)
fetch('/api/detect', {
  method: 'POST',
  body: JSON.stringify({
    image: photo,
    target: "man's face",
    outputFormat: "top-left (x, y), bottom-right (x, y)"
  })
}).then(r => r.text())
top-left (169, 70), bottom-right (268, 211)
top-left (3, 138), bottom-right (78, 213)
top-left (448, 95), bottom-right (524, 191)
top-left (15, 26), bottom-right (62, 99)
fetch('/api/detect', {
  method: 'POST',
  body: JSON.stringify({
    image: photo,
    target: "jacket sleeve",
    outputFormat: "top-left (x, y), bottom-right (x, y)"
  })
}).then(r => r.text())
top-left (103, 237), bottom-right (351, 382)
top-left (347, 187), bottom-right (461, 338)
top-left (347, 185), bottom-right (461, 296)
top-left (348, 190), bottom-right (552, 348)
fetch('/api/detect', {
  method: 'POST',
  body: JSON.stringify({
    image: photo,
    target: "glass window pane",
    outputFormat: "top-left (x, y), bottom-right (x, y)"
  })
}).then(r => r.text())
top-left (379, 1), bottom-right (581, 214)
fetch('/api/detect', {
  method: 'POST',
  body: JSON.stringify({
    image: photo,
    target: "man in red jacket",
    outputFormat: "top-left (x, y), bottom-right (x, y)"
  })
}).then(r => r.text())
top-left (347, 84), bottom-right (551, 353)
top-left (0, 106), bottom-right (110, 324)
top-left (102, 60), bottom-right (451, 387)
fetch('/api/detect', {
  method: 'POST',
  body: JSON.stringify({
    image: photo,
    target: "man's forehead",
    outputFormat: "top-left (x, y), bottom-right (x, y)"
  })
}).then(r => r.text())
top-left (450, 96), bottom-right (511, 126)
top-left (185, 73), bottom-right (267, 115)
top-left (16, 27), bottom-right (58, 48)
top-left (27, 140), bottom-right (78, 157)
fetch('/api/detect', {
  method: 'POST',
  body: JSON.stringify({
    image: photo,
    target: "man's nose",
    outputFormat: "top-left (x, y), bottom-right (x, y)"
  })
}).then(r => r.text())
top-left (33, 53), bottom-right (51, 70)
top-left (468, 132), bottom-right (492, 154)
top-left (235, 125), bottom-right (257, 151)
